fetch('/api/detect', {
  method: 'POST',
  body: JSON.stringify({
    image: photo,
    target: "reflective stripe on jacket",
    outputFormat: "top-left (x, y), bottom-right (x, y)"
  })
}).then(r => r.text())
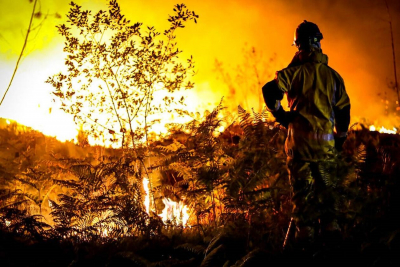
top-left (276, 48), bottom-right (350, 161)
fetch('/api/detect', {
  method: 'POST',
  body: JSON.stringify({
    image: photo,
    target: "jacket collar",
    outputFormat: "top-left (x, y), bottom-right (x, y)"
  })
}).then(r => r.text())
top-left (287, 47), bottom-right (328, 68)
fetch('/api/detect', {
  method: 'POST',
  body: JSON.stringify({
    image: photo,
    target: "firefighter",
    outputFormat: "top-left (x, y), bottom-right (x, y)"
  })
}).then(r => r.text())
top-left (262, 20), bottom-right (351, 247)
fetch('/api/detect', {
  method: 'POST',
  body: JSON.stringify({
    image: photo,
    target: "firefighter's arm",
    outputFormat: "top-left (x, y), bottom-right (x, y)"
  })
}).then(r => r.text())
top-left (262, 79), bottom-right (289, 128)
top-left (333, 78), bottom-right (351, 151)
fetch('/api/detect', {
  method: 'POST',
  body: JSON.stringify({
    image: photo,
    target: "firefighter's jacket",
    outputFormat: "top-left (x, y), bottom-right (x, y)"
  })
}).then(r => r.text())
top-left (262, 48), bottom-right (351, 161)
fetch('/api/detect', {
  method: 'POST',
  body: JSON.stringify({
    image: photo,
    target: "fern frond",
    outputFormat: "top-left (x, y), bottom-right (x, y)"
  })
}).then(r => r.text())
top-left (201, 244), bottom-right (224, 267)
top-left (157, 139), bottom-right (187, 153)
top-left (175, 243), bottom-right (205, 256)
top-left (205, 232), bottom-right (223, 256)
top-left (356, 144), bottom-right (367, 165)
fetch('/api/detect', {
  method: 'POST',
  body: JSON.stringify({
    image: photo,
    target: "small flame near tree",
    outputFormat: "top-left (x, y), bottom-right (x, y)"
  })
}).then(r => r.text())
top-left (369, 125), bottom-right (398, 134)
top-left (143, 178), bottom-right (191, 226)
top-left (158, 198), bottom-right (190, 226)
top-left (143, 178), bottom-right (150, 214)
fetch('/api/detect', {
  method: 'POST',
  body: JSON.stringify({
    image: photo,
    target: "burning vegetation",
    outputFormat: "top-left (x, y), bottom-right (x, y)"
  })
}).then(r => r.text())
top-left (1, 107), bottom-right (400, 266)
top-left (1, 1), bottom-right (400, 266)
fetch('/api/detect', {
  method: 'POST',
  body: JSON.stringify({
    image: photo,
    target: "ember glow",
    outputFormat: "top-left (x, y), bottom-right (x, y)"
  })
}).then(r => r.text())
top-left (101, 228), bottom-right (108, 238)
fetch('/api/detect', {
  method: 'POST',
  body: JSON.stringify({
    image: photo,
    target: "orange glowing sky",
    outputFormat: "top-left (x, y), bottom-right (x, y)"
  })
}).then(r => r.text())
top-left (0, 0), bottom-right (399, 141)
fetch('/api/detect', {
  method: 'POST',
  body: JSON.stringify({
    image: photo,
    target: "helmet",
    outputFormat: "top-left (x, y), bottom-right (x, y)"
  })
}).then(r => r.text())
top-left (293, 20), bottom-right (323, 48)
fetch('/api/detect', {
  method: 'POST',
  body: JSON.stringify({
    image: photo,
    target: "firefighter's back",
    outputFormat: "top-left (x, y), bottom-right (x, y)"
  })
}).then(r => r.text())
top-left (277, 49), bottom-right (345, 160)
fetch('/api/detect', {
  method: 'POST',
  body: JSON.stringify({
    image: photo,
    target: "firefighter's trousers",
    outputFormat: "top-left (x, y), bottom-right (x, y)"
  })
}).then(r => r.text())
top-left (287, 158), bottom-right (341, 243)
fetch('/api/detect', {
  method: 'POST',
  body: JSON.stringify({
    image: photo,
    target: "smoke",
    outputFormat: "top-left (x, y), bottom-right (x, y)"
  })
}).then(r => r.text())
top-left (0, 0), bottom-right (399, 136)
top-left (277, 0), bottom-right (400, 124)
top-left (119, 0), bottom-right (400, 123)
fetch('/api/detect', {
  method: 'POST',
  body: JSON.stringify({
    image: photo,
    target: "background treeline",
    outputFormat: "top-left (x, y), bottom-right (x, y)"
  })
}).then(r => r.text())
top-left (1, 107), bottom-right (399, 266)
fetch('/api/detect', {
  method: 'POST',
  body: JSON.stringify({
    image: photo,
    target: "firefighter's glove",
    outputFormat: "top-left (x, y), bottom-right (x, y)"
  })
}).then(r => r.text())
top-left (334, 136), bottom-right (347, 152)
top-left (272, 106), bottom-right (290, 129)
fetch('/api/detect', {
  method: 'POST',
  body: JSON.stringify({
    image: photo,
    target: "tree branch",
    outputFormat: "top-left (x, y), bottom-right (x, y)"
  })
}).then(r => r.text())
top-left (385, 0), bottom-right (399, 107)
top-left (1, 0), bottom-right (38, 106)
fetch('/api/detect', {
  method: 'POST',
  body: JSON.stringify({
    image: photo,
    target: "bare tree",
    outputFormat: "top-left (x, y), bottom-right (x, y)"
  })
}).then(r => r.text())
top-left (215, 45), bottom-right (276, 112)
top-left (0, 0), bottom-right (61, 106)
top-left (384, 0), bottom-right (399, 109)
top-left (0, 0), bottom-right (38, 106)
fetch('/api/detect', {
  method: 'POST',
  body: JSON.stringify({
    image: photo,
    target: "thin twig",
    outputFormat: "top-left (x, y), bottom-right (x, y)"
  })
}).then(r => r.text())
top-left (283, 217), bottom-right (294, 249)
top-left (1, 0), bottom-right (38, 106)
top-left (385, 0), bottom-right (399, 107)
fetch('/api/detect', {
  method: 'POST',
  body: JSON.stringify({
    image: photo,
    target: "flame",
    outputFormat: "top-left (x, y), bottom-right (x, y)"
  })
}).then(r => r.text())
top-left (101, 228), bottom-right (108, 238)
top-left (369, 125), bottom-right (397, 134)
top-left (143, 177), bottom-right (190, 226)
top-left (158, 198), bottom-right (190, 226)
top-left (143, 178), bottom-right (150, 214)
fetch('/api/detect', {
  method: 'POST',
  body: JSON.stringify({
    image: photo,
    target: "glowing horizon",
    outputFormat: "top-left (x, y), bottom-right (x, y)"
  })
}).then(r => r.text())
top-left (1, 0), bottom-right (399, 143)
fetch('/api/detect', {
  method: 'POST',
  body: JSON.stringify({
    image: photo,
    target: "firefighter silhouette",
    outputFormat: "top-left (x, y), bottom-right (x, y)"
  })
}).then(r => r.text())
top-left (262, 20), bottom-right (351, 247)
